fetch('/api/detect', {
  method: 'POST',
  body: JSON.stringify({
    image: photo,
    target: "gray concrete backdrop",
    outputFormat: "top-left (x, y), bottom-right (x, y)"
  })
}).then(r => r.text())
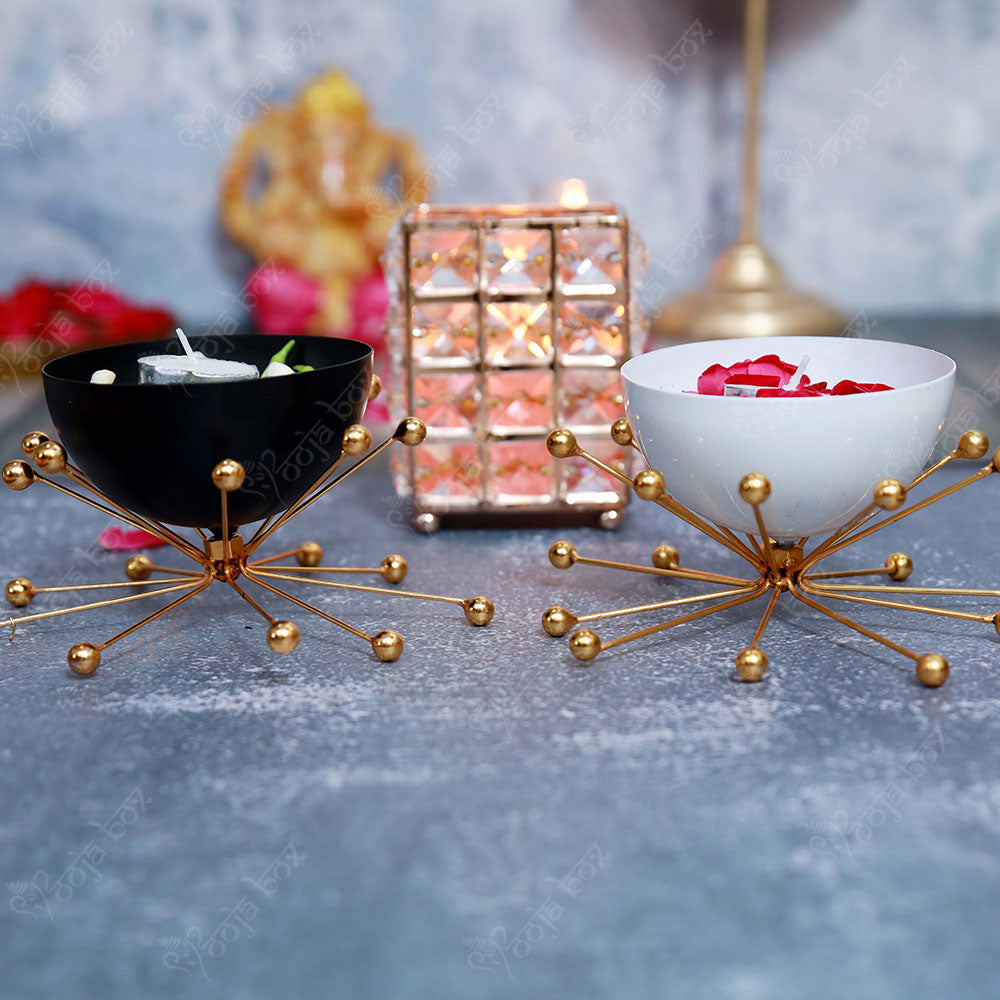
top-left (1, 0), bottom-right (999, 322)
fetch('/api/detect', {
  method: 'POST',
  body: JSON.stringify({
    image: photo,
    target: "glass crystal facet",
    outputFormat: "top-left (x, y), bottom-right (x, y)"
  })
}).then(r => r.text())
top-left (411, 303), bottom-right (479, 365)
top-left (483, 229), bottom-right (551, 293)
top-left (487, 371), bottom-right (554, 431)
top-left (484, 302), bottom-right (553, 366)
top-left (558, 301), bottom-right (626, 359)
top-left (488, 440), bottom-right (555, 503)
top-left (563, 441), bottom-right (630, 502)
top-left (413, 373), bottom-right (480, 431)
top-left (414, 443), bottom-right (482, 503)
top-left (558, 227), bottom-right (624, 295)
top-left (560, 370), bottom-right (623, 427)
top-left (410, 230), bottom-right (478, 293)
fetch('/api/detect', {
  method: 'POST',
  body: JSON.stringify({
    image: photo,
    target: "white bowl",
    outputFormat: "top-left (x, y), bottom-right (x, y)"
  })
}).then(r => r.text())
top-left (621, 336), bottom-right (956, 540)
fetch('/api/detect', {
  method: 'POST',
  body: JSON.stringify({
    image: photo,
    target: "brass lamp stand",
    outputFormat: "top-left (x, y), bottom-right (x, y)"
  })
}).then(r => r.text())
top-left (655, 0), bottom-right (846, 340)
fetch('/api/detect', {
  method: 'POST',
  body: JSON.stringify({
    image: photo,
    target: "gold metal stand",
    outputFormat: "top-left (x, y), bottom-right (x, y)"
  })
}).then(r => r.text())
top-left (654, 0), bottom-right (846, 340)
top-left (542, 420), bottom-right (1000, 687)
top-left (2, 384), bottom-right (494, 676)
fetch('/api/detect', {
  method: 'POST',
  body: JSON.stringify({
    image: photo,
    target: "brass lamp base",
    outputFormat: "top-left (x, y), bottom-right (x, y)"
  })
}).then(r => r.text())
top-left (654, 242), bottom-right (847, 341)
top-left (2, 397), bottom-right (494, 675)
top-left (542, 421), bottom-right (1000, 688)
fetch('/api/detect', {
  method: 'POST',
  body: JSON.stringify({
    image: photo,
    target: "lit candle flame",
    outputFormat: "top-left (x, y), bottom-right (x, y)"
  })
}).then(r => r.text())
top-left (559, 178), bottom-right (589, 210)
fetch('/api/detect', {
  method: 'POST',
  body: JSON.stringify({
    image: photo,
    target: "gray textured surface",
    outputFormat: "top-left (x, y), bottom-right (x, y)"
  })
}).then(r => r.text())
top-left (1, 318), bottom-right (1000, 999)
top-left (2, 0), bottom-right (1000, 316)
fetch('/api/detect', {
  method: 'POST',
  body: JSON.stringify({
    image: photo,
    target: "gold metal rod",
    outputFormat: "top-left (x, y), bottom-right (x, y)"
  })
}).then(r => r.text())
top-left (745, 534), bottom-right (765, 560)
top-left (573, 445), bottom-right (761, 567)
top-left (805, 566), bottom-right (893, 581)
top-left (806, 582), bottom-right (1000, 598)
top-left (3, 579), bottom-right (206, 629)
top-left (247, 564), bottom-right (385, 575)
top-left (740, 0), bottom-right (767, 243)
top-left (193, 527), bottom-right (210, 542)
top-left (804, 463), bottom-right (995, 571)
top-left (146, 565), bottom-right (205, 578)
top-left (219, 491), bottom-right (231, 566)
top-left (575, 585), bottom-right (762, 625)
top-left (789, 583), bottom-right (919, 661)
top-left (908, 450), bottom-right (959, 491)
top-left (246, 437), bottom-right (396, 555)
top-left (243, 570), bottom-right (372, 641)
top-left (100, 577), bottom-right (213, 650)
top-left (749, 586), bottom-right (780, 648)
top-left (35, 475), bottom-right (204, 564)
top-left (247, 548), bottom-right (302, 567)
top-left (655, 495), bottom-right (762, 568)
top-left (62, 463), bottom-right (204, 562)
top-left (226, 578), bottom-right (276, 624)
top-left (800, 581), bottom-right (993, 625)
top-left (751, 502), bottom-right (779, 575)
top-left (573, 554), bottom-right (756, 587)
top-left (599, 586), bottom-right (767, 652)
top-left (29, 578), bottom-right (202, 595)
top-left (250, 569), bottom-right (464, 606)
top-left (245, 515), bottom-right (278, 551)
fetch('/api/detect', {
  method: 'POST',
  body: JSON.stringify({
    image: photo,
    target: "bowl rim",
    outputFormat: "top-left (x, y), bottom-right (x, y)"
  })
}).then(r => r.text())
top-left (41, 333), bottom-right (373, 389)
top-left (620, 336), bottom-right (956, 401)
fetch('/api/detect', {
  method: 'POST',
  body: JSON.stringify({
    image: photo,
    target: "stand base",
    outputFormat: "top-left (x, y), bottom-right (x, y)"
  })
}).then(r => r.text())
top-left (3, 412), bottom-right (494, 675)
top-left (542, 421), bottom-right (1000, 688)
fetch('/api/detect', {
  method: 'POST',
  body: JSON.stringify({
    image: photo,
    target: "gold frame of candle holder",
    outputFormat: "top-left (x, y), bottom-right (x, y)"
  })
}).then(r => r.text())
top-left (1, 382), bottom-right (494, 675)
top-left (389, 202), bottom-right (643, 533)
top-left (542, 420), bottom-right (1000, 688)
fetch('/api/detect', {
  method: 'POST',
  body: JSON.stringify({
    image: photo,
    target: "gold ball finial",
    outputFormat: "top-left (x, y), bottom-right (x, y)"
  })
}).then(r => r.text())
top-left (916, 653), bottom-right (949, 687)
top-left (633, 469), bottom-right (666, 501)
top-left (296, 541), bottom-right (323, 567)
top-left (610, 418), bottom-right (633, 447)
top-left (739, 473), bottom-right (771, 505)
top-left (568, 629), bottom-right (601, 662)
top-left (957, 430), bottom-right (989, 460)
top-left (463, 596), bottom-right (494, 626)
top-left (5, 579), bottom-right (34, 608)
top-left (542, 606), bottom-right (576, 637)
top-left (125, 555), bottom-right (153, 581)
top-left (342, 424), bottom-right (372, 456)
top-left (211, 459), bottom-right (246, 492)
top-left (21, 431), bottom-right (49, 457)
top-left (68, 642), bottom-right (101, 675)
top-left (368, 372), bottom-right (382, 402)
top-left (874, 478), bottom-right (906, 511)
top-left (735, 647), bottom-right (768, 682)
top-left (267, 620), bottom-right (300, 653)
top-left (372, 629), bottom-right (404, 662)
top-left (380, 554), bottom-right (407, 583)
top-left (994, 612), bottom-right (1000, 637)
top-left (548, 541), bottom-right (577, 570)
top-left (546, 428), bottom-right (577, 459)
top-left (33, 441), bottom-right (66, 475)
top-left (2, 460), bottom-right (35, 491)
top-left (652, 544), bottom-right (680, 570)
top-left (885, 552), bottom-right (913, 582)
top-left (993, 447), bottom-right (1000, 474)
top-left (396, 417), bottom-right (426, 447)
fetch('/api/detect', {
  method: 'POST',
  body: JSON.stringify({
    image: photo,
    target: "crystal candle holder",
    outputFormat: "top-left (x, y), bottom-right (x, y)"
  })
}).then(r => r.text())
top-left (383, 202), bottom-right (648, 531)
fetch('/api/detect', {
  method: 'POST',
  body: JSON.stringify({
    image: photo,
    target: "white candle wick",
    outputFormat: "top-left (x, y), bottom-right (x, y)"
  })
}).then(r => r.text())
top-left (791, 355), bottom-right (811, 390)
top-left (175, 327), bottom-right (195, 358)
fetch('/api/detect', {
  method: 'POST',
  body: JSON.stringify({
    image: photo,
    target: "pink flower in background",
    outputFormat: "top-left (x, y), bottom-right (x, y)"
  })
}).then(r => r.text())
top-left (343, 270), bottom-right (389, 347)
top-left (97, 527), bottom-right (167, 551)
top-left (247, 264), bottom-right (324, 337)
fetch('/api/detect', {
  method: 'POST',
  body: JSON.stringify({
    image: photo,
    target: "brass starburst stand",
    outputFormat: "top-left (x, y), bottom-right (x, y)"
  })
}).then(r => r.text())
top-left (2, 380), bottom-right (494, 676)
top-left (542, 420), bottom-right (1000, 687)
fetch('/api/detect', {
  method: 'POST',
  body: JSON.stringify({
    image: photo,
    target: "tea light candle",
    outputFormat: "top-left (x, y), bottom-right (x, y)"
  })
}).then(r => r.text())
top-left (139, 328), bottom-right (259, 384)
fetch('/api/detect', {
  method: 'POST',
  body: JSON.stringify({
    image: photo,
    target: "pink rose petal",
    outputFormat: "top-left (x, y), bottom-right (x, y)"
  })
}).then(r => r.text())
top-left (97, 527), bottom-right (168, 551)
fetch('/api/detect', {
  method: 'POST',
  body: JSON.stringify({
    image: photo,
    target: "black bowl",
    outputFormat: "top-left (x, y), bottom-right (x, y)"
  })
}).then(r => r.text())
top-left (43, 334), bottom-right (373, 531)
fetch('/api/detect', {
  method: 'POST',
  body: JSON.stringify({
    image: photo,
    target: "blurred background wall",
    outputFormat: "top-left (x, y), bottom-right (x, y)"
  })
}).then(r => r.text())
top-left (0, 0), bottom-right (998, 323)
